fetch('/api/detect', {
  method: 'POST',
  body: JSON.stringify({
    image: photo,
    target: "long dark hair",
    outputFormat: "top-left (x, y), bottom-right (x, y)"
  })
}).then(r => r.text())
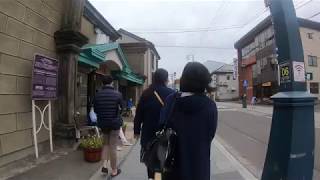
top-left (180, 62), bottom-right (213, 93)
top-left (142, 68), bottom-right (169, 98)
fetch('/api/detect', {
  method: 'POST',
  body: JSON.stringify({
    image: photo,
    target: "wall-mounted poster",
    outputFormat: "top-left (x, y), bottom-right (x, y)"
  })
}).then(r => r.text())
top-left (32, 54), bottom-right (59, 100)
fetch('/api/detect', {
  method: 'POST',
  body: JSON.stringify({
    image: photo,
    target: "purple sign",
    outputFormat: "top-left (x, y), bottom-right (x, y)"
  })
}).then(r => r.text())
top-left (32, 54), bottom-right (59, 100)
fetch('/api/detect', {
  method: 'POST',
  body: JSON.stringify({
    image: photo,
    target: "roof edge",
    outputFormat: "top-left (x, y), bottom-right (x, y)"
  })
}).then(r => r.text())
top-left (118, 29), bottom-right (161, 59)
top-left (84, 1), bottom-right (121, 41)
top-left (234, 16), bottom-right (320, 49)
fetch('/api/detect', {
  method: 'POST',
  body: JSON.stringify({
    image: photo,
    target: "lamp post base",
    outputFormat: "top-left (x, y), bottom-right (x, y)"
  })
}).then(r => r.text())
top-left (262, 91), bottom-right (316, 180)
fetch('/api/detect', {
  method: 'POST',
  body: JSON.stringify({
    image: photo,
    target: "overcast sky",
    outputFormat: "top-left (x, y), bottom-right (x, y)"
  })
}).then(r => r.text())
top-left (89, 0), bottom-right (320, 76)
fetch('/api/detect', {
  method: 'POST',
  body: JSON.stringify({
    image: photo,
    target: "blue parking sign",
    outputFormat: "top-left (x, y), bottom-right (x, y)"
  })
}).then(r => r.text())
top-left (243, 80), bottom-right (248, 87)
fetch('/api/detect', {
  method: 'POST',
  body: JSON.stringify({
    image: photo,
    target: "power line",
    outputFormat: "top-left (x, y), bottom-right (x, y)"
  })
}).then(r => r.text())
top-left (132, 26), bottom-right (243, 34)
top-left (309, 12), bottom-right (320, 19)
top-left (155, 45), bottom-right (234, 50)
top-left (242, 8), bottom-right (269, 26)
top-left (210, 0), bottom-right (227, 26)
top-left (131, 8), bottom-right (269, 34)
top-left (296, 0), bottom-right (313, 10)
top-left (122, 0), bottom-right (309, 35)
top-left (294, 0), bottom-right (307, 7)
top-left (119, 0), bottom-right (312, 36)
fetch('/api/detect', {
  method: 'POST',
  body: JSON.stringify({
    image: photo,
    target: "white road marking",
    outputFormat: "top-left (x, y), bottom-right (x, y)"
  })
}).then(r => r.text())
top-left (214, 139), bottom-right (258, 180)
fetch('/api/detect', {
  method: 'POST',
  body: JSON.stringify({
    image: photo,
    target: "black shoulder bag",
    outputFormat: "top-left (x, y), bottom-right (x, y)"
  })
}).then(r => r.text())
top-left (141, 92), bottom-right (179, 173)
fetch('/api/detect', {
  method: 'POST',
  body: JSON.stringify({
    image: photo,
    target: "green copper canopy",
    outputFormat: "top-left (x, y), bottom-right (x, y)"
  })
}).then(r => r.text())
top-left (79, 43), bottom-right (144, 85)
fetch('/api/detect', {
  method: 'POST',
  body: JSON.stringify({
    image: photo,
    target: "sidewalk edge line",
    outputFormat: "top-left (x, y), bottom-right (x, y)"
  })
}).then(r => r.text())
top-left (214, 139), bottom-right (258, 180)
top-left (117, 141), bottom-right (139, 169)
top-left (105, 141), bottom-right (138, 180)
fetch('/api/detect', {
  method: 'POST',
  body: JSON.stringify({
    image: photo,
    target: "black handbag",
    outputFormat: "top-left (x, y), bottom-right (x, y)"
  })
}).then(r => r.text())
top-left (141, 92), bottom-right (179, 173)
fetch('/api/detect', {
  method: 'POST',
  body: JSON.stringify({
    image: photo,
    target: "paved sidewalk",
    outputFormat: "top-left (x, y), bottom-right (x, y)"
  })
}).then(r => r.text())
top-left (90, 139), bottom-right (257, 180)
top-left (2, 121), bottom-right (135, 180)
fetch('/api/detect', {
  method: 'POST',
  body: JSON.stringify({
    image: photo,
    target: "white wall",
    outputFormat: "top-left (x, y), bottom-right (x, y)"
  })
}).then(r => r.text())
top-left (105, 50), bottom-right (123, 70)
top-left (300, 27), bottom-right (320, 100)
top-left (214, 73), bottom-right (239, 101)
top-left (95, 28), bottom-right (110, 44)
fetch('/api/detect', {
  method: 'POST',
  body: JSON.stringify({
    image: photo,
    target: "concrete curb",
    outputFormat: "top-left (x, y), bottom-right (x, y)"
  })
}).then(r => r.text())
top-left (214, 139), bottom-right (258, 180)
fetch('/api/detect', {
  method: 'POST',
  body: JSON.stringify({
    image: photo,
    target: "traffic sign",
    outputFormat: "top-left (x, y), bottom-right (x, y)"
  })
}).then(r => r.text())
top-left (243, 80), bottom-right (248, 87)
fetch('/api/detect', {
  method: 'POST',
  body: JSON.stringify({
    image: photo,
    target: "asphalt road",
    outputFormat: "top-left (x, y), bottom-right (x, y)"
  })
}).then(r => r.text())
top-left (216, 110), bottom-right (272, 177)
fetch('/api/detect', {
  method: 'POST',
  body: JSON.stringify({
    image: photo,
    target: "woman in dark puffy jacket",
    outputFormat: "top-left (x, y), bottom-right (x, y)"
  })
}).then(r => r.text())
top-left (161, 62), bottom-right (218, 180)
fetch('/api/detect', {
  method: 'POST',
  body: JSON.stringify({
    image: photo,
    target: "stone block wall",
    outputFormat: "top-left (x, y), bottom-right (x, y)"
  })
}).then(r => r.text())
top-left (0, 0), bottom-right (64, 162)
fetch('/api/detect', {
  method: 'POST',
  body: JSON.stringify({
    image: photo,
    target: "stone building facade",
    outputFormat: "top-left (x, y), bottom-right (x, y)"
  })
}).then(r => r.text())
top-left (235, 17), bottom-right (320, 101)
top-left (0, 0), bottom-right (65, 166)
top-left (0, 0), bottom-right (147, 166)
top-left (117, 29), bottom-right (160, 103)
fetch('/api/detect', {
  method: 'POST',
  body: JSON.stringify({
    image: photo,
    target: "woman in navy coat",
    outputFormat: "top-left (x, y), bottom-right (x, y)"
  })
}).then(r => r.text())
top-left (134, 68), bottom-right (175, 179)
top-left (161, 62), bottom-right (218, 180)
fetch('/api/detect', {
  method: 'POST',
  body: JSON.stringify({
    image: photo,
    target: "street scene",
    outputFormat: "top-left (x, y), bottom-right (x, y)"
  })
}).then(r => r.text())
top-left (0, 0), bottom-right (320, 180)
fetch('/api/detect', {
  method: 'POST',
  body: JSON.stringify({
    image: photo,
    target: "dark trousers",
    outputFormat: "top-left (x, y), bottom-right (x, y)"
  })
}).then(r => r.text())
top-left (147, 168), bottom-right (154, 178)
top-left (141, 146), bottom-right (155, 179)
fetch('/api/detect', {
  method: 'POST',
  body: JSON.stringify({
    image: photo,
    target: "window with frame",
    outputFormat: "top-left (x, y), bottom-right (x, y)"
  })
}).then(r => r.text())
top-left (307, 33), bottom-right (314, 39)
top-left (306, 73), bottom-right (313, 80)
top-left (226, 75), bottom-right (230, 80)
top-left (308, 55), bottom-right (318, 67)
top-left (310, 82), bottom-right (319, 94)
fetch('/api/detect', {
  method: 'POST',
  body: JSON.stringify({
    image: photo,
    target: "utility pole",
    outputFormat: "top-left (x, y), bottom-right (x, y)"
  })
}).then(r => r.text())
top-left (173, 72), bottom-right (177, 90)
top-left (169, 72), bottom-right (176, 90)
top-left (186, 54), bottom-right (195, 62)
top-left (262, 0), bottom-right (316, 179)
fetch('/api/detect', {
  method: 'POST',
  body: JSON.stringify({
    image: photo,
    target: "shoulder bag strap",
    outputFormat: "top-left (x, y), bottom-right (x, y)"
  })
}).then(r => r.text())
top-left (154, 91), bottom-right (165, 106)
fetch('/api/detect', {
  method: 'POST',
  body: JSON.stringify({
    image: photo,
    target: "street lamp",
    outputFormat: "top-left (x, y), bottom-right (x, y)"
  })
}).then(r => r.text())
top-left (262, 0), bottom-right (316, 179)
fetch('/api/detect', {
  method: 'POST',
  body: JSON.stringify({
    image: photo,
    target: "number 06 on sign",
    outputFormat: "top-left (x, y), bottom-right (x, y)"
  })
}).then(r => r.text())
top-left (279, 62), bottom-right (291, 84)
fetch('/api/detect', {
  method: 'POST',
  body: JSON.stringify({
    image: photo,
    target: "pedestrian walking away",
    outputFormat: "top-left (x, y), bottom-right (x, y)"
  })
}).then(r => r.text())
top-left (127, 98), bottom-right (134, 117)
top-left (93, 75), bottom-right (123, 177)
top-left (160, 62), bottom-right (218, 180)
top-left (134, 68), bottom-right (175, 180)
top-left (118, 126), bottom-right (133, 150)
top-left (250, 96), bottom-right (257, 108)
